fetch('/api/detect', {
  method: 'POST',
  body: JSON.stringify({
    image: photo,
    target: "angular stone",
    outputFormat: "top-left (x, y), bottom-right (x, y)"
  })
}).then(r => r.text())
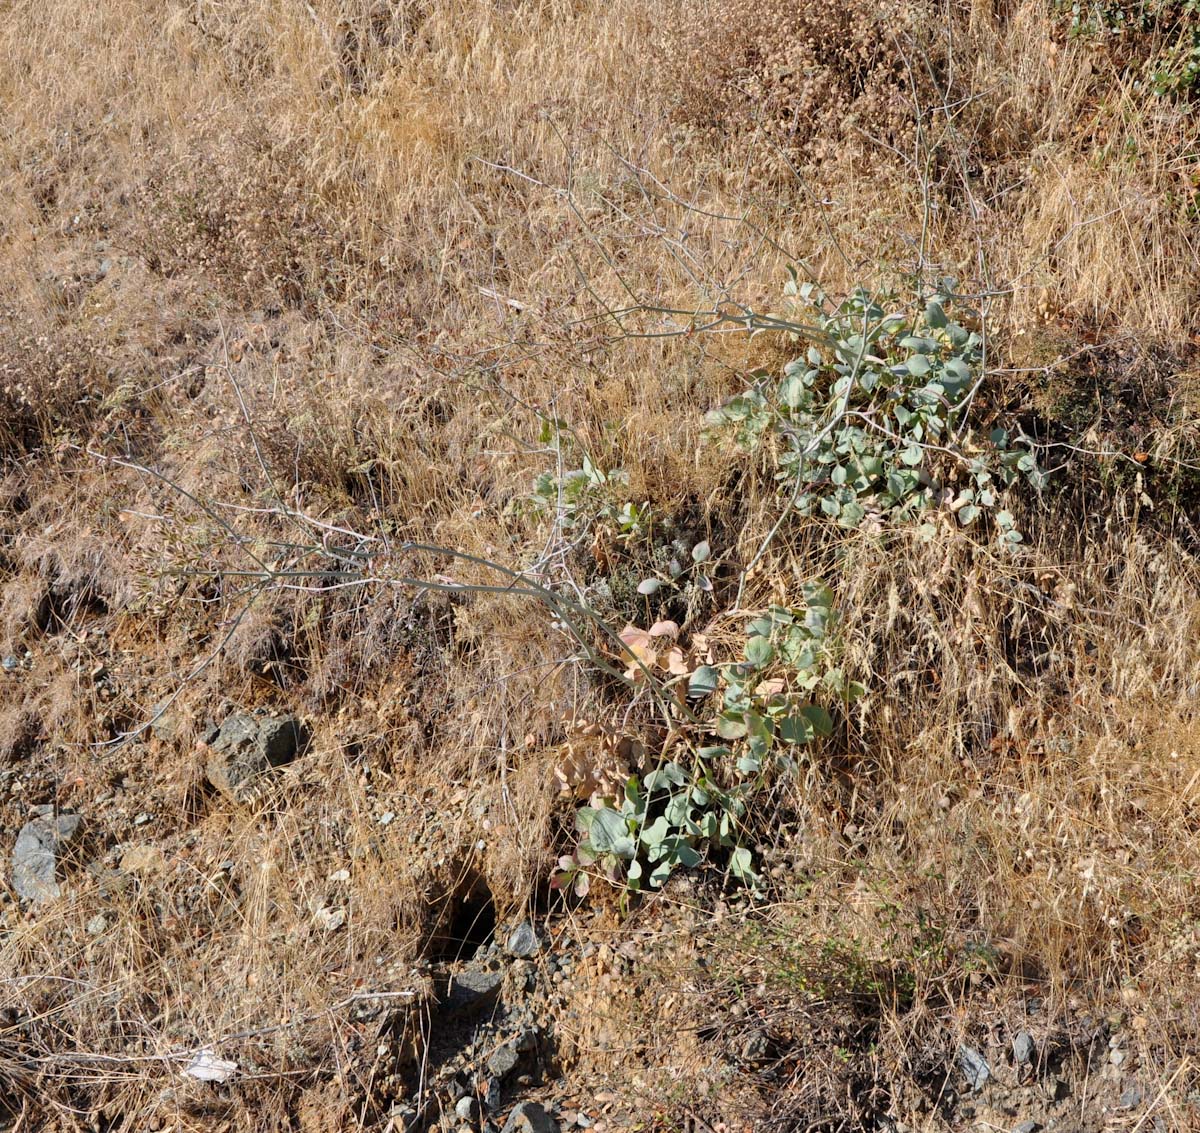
top-left (486, 1043), bottom-right (520, 1079)
top-left (456, 1096), bottom-right (481, 1122)
top-left (1120, 1084), bottom-right (1144, 1109)
top-left (501, 1102), bottom-right (557, 1133)
top-left (1012, 1031), bottom-right (1035, 1066)
top-left (958, 1044), bottom-right (990, 1091)
top-left (204, 712), bottom-right (308, 802)
top-left (12, 806), bottom-right (82, 903)
top-left (505, 922), bottom-right (539, 959)
top-left (440, 968), bottom-right (503, 1018)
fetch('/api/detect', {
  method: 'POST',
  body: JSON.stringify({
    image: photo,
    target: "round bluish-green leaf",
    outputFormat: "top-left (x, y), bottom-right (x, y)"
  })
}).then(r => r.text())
top-left (730, 847), bottom-right (757, 885)
top-left (588, 808), bottom-right (630, 854)
top-left (778, 714), bottom-right (814, 745)
top-left (716, 712), bottom-right (748, 740)
top-left (900, 335), bottom-right (938, 354)
top-left (906, 353), bottom-right (931, 378)
top-left (637, 577), bottom-right (661, 596)
top-left (801, 705), bottom-right (834, 737)
top-left (689, 665), bottom-right (720, 697)
top-left (745, 635), bottom-right (773, 668)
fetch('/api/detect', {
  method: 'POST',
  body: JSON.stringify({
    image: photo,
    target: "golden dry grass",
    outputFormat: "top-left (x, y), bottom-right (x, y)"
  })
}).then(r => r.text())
top-left (2, 0), bottom-right (1200, 1128)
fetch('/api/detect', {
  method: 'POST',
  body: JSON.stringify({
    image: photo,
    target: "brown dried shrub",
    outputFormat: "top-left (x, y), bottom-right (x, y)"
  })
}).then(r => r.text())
top-left (657, 0), bottom-right (938, 183)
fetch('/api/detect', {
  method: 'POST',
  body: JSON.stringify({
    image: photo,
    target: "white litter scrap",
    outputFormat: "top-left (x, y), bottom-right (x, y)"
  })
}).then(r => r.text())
top-left (184, 1049), bottom-right (238, 1083)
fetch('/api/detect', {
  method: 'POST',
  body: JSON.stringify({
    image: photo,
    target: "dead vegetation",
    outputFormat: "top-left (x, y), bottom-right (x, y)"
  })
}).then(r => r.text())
top-left (2, 0), bottom-right (1200, 1128)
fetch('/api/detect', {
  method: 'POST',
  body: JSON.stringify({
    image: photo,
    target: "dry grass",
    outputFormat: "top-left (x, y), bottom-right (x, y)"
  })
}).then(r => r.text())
top-left (2, 0), bottom-right (1200, 1128)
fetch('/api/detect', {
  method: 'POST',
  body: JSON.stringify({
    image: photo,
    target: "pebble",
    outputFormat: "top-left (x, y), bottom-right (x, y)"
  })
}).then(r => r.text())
top-left (456, 1096), bottom-right (481, 1122)
top-left (506, 922), bottom-right (540, 959)
top-left (313, 907), bottom-right (346, 932)
top-left (500, 1101), bottom-right (557, 1133)
top-left (1012, 1031), bottom-right (1035, 1065)
top-left (487, 1043), bottom-right (520, 1079)
top-left (86, 913), bottom-right (108, 935)
top-left (958, 1045), bottom-right (990, 1091)
top-left (12, 807), bottom-right (83, 903)
top-left (1, 655), bottom-right (20, 672)
top-left (1120, 1084), bottom-right (1144, 1109)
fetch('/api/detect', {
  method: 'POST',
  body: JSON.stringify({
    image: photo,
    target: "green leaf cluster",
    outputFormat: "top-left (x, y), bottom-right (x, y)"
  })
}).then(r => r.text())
top-left (705, 277), bottom-right (1045, 544)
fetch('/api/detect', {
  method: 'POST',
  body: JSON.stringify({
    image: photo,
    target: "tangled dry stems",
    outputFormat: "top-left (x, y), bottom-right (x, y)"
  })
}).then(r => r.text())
top-left (2, 0), bottom-right (1200, 1127)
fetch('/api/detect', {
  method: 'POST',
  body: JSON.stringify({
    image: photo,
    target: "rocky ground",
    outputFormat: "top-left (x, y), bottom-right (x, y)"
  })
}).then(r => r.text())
top-left (2, 694), bottom-right (1180, 1133)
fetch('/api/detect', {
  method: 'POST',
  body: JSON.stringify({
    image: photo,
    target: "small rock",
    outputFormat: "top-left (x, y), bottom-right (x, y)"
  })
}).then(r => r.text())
top-left (487, 1043), bottom-right (520, 1079)
top-left (86, 913), bottom-right (108, 936)
top-left (1013, 1122), bottom-right (1041, 1133)
top-left (1110, 1048), bottom-right (1127, 1067)
top-left (442, 969), bottom-right (504, 1018)
top-left (456, 1096), bottom-right (482, 1122)
top-left (328, 869), bottom-right (350, 883)
top-left (1012, 1031), bottom-right (1035, 1066)
top-left (388, 1103), bottom-right (420, 1132)
top-left (958, 1045), bottom-right (990, 1091)
top-left (1120, 1084), bottom-right (1143, 1108)
top-left (133, 812), bottom-right (152, 826)
top-left (204, 712), bottom-right (309, 802)
top-left (500, 1101), bottom-right (557, 1133)
top-left (514, 1027), bottom-right (537, 1052)
top-left (313, 907), bottom-right (346, 932)
top-left (483, 1077), bottom-right (502, 1112)
top-left (1, 655), bottom-right (20, 673)
top-left (119, 845), bottom-right (165, 875)
top-left (740, 1030), bottom-right (769, 1061)
top-left (505, 922), bottom-right (539, 959)
top-left (12, 806), bottom-right (83, 903)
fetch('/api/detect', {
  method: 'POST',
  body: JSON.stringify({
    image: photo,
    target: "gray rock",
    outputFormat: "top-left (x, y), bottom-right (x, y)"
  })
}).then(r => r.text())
top-left (501, 1102), bottom-right (557, 1133)
top-left (1013, 1122), bottom-right (1041, 1133)
top-left (740, 1030), bottom-right (769, 1061)
top-left (1012, 1031), bottom-right (1035, 1066)
top-left (958, 1045), bottom-right (990, 1091)
top-left (204, 712), bottom-right (308, 801)
top-left (456, 1096), bottom-right (481, 1122)
top-left (1120, 1084), bottom-right (1144, 1109)
top-left (388, 1103), bottom-right (420, 1132)
top-left (514, 1027), bottom-right (538, 1052)
top-left (487, 1043), bottom-right (520, 1079)
top-left (483, 1077), bottom-right (502, 1112)
top-left (505, 922), bottom-right (539, 959)
top-left (85, 913), bottom-right (108, 936)
top-left (149, 699), bottom-right (180, 742)
top-left (442, 968), bottom-right (504, 1018)
top-left (12, 807), bottom-right (82, 903)
top-left (1, 655), bottom-right (20, 673)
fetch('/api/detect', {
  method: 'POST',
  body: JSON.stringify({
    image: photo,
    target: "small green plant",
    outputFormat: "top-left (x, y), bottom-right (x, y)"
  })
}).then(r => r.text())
top-left (635, 536), bottom-right (714, 600)
top-left (554, 581), bottom-right (859, 896)
top-left (553, 759), bottom-right (755, 896)
top-left (528, 418), bottom-right (649, 540)
top-left (689, 582), bottom-right (864, 777)
top-left (705, 276), bottom-right (1044, 545)
top-left (1057, 0), bottom-right (1200, 98)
